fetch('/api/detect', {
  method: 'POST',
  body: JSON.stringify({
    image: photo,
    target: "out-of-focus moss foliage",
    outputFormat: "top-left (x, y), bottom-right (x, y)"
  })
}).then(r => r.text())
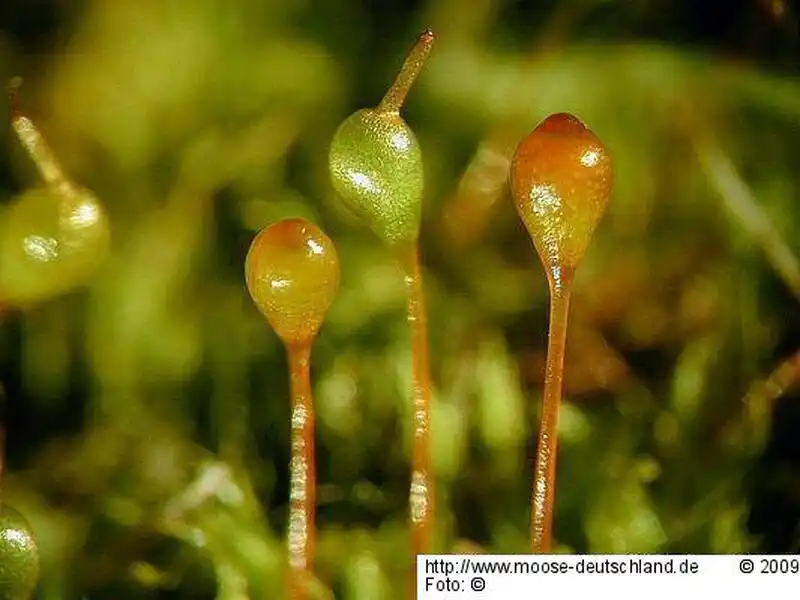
top-left (1, 0), bottom-right (799, 597)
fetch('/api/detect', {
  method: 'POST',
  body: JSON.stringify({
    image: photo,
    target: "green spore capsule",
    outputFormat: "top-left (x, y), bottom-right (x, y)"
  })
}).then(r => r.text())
top-left (0, 185), bottom-right (109, 306)
top-left (0, 506), bottom-right (39, 600)
top-left (328, 30), bottom-right (434, 246)
top-left (1, 86), bottom-right (110, 306)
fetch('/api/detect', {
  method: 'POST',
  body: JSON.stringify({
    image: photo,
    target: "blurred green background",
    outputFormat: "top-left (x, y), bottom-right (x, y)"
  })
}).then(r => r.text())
top-left (1, 0), bottom-right (799, 597)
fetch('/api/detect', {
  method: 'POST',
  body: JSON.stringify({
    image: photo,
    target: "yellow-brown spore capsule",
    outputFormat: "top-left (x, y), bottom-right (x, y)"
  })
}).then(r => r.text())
top-left (0, 185), bottom-right (109, 306)
top-left (510, 113), bottom-right (613, 279)
top-left (244, 218), bottom-right (339, 345)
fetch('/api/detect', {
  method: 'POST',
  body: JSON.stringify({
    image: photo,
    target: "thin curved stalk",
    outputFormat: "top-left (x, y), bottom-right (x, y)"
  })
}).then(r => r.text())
top-left (396, 243), bottom-right (434, 556)
top-left (530, 279), bottom-right (572, 553)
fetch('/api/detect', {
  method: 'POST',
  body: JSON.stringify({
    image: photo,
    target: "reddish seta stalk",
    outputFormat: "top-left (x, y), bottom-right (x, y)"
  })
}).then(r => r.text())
top-left (530, 270), bottom-right (573, 553)
top-left (286, 343), bottom-right (316, 600)
top-left (398, 244), bottom-right (434, 556)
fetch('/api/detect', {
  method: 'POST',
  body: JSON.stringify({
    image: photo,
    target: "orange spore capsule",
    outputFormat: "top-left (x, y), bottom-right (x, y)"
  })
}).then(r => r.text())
top-left (510, 113), bottom-right (613, 553)
top-left (244, 218), bottom-right (339, 346)
top-left (510, 113), bottom-right (612, 284)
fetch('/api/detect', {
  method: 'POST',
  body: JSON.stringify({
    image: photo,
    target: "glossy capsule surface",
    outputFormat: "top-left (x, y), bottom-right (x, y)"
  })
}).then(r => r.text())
top-left (329, 108), bottom-right (423, 246)
top-left (510, 113), bottom-right (613, 277)
top-left (2, 101), bottom-right (110, 306)
top-left (0, 185), bottom-right (110, 306)
top-left (328, 30), bottom-right (433, 248)
top-left (0, 506), bottom-right (39, 600)
top-left (244, 218), bottom-right (339, 345)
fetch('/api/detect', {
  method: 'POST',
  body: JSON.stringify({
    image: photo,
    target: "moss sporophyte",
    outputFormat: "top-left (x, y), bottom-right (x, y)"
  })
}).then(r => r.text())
top-left (245, 218), bottom-right (339, 600)
top-left (1, 81), bottom-right (110, 308)
top-left (2, 29), bottom-right (618, 600)
top-left (0, 81), bottom-right (102, 599)
top-left (328, 30), bottom-right (436, 574)
top-left (245, 49), bottom-right (615, 586)
top-left (510, 112), bottom-right (613, 553)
